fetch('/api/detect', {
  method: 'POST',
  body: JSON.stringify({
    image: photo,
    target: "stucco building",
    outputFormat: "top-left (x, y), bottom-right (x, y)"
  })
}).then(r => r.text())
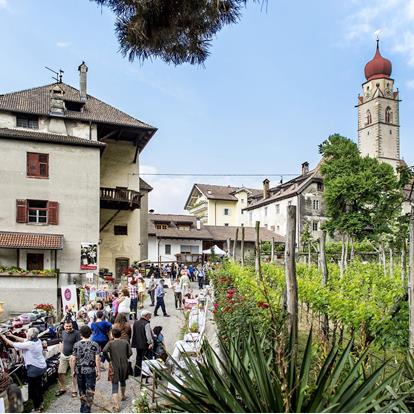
top-left (148, 213), bottom-right (284, 263)
top-left (184, 183), bottom-right (261, 226)
top-left (0, 62), bottom-right (156, 306)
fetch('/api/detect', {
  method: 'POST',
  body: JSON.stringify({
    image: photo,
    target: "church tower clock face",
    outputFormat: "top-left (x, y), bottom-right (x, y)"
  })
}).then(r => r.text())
top-left (357, 39), bottom-right (400, 170)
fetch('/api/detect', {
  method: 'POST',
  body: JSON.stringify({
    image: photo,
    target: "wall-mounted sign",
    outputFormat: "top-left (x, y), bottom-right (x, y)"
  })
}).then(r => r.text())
top-left (80, 243), bottom-right (97, 270)
top-left (61, 285), bottom-right (78, 313)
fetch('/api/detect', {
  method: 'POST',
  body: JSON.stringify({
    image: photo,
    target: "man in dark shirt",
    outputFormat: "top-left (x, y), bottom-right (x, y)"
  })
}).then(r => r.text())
top-left (56, 320), bottom-right (81, 397)
top-left (71, 325), bottom-right (101, 413)
top-left (131, 310), bottom-right (153, 376)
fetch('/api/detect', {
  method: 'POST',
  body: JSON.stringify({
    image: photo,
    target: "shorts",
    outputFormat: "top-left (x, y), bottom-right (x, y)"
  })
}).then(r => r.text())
top-left (58, 354), bottom-right (72, 374)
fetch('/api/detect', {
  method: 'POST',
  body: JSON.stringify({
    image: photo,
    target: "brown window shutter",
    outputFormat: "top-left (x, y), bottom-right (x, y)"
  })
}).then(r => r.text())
top-left (27, 153), bottom-right (39, 176)
top-left (48, 201), bottom-right (59, 225)
top-left (16, 199), bottom-right (28, 223)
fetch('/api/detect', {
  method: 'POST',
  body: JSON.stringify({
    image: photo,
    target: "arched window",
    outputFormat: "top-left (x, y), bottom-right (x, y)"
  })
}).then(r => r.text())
top-left (366, 110), bottom-right (372, 125)
top-left (385, 106), bottom-right (393, 123)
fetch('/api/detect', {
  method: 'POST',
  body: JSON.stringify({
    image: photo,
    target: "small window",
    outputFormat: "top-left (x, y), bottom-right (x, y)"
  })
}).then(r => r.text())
top-left (177, 225), bottom-right (190, 231)
top-left (27, 153), bottom-right (49, 178)
top-left (275, 204), bottom-right (280, 214)
top-left (65, 100), bottom-right (84, 112)
top-left (312, 221), bottom-right (318, 231)
top-left (180, 245), bottom-right (199, 254)
top-left (114, 225), bottom-right (128, 235)
top-left (165, 244), bottom-right (171, 255)
top-left (224, 223), bottom-right (229, 226)
top-left (17, 114), bottom-right (39, 129)
top-left (312, 200), bottom-right (320, 210)
top-left (156, 224), bottom-right (169, 230)
top-left (385, 106), bottom-right (393, 123)
top-left (317, 182), bottom-right (323, 191)
top-left (264, 207), bottom-right (268, 217)
top-left (390, 129), bottom-right (392, 135)
top-left (28, 200), bottom-right (48, 224)
top-left (224, 208), bottom-right (230, 216)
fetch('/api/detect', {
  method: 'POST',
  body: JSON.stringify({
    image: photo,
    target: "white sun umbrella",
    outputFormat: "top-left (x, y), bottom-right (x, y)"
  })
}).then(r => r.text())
top-left (202, 245), bottom-right (227, 256)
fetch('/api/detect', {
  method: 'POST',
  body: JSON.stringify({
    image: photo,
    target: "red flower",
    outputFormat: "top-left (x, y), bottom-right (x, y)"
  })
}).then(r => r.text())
top-left (213, 303), bottom-right (219, 310)
top-left (257, 301), bottom-right (270, 309)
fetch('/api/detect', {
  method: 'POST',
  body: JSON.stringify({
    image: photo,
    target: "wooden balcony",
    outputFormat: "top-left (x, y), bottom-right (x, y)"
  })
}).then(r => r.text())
top-left (100, 187), bottom-right (142, 210)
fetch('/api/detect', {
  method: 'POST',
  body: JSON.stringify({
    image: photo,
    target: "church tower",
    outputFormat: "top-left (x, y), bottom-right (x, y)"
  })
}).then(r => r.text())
top-left (357, 40), bottom-right (400, 169)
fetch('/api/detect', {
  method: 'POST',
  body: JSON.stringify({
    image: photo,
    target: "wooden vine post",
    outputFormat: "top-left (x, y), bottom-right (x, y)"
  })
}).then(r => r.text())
top-left (255, 221), bottom-right (261, 278)
top-left (232, 228), bottom-right (239, 262)
top-left (409, 207), bottom-right (414, 355)
top-left (320, 230), bottom-right (329, 341)
top-left (271, 236), bottom-right (275, 263)
top-left (241, 226), bottom-right (245, 267)
top-left (226, 238), bottom-right (231, 258)
top-left (285, 205), bottom-right (298, 344)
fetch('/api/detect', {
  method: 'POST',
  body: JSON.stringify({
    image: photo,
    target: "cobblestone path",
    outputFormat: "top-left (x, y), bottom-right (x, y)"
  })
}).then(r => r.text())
top-left (47, 283), bottom-right (188, 413)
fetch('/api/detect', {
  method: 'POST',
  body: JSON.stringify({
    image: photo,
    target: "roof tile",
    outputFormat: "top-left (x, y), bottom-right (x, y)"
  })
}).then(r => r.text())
top-left (0, 231), bottom-right (64, 249)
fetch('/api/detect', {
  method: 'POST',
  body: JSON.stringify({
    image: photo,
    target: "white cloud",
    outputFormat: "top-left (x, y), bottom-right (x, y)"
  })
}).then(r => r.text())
top-left (56, 41), bottom-right (71, 48)
top-left (344, 0), bottom-right (414, 66)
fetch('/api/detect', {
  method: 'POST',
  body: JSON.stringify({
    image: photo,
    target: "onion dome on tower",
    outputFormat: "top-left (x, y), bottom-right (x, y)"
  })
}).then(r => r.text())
top-left (364, 39), bottom-right (392, 81)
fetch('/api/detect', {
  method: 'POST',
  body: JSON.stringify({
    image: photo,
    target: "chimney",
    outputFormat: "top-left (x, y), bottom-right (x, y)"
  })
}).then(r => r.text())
top-left (263, 179), bottom-right (270, 199)
top-left (196, 218), bottom-right (201, 230)
top-left (78, 61), bottom-right (88, 101)
top-left (49, 84), bottom-right (65, 115)
top-left (301, 162), bottom-right (309, 175)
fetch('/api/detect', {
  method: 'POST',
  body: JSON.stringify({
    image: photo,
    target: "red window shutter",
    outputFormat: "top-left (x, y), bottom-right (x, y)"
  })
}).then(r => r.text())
top-left (27, 153), bottom-right (39, 176)
top-left (48, 201), bottom-right (59, 225)
top-left (16, 199), bottom-right (28, 223)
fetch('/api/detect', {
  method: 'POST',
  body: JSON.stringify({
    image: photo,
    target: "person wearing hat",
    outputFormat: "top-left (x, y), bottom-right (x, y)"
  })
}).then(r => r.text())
top-left (131, 310), bottom-right (153, 377)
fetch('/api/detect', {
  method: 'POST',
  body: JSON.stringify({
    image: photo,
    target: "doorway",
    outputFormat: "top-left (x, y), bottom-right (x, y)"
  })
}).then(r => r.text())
top-left (115, 258), bottom-right (129, 281)
top-left (27, 253), bottom-right (44, 271)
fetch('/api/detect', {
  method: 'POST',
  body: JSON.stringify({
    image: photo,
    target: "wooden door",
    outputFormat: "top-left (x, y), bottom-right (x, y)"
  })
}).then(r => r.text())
top-left (115, 258), bottom-right (129, 281)
top-left (27, 253), bottom-right (44, 271)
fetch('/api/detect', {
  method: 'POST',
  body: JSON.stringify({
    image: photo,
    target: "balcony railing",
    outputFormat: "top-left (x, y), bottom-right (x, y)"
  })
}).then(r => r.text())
top-left (100, 187), bottom-right (142, 210)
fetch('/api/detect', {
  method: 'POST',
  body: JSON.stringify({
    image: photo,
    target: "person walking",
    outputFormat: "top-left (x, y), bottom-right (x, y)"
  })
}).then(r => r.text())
top-left (128, 274), bottom-right (139, 319)
top-left (112, 313), bottom-right (132, 342)
top-left (197, 265), bottom-right (205, 290)
top-left (137, 276), bottom-right (146, 309)
top-left (131, 310), bottom-right (153, 377)
top-left (154, 279), bottom-right (170, 317)
top-left (71, 325), bottom-right (101, 413)
top-left (179, 270), bottom-right (191, 296)
top-left (91, 311), bottom-right (112, 367)
top-left (103, 328), bottom-right (132, 412)
top-left (1, 328), bottom-right (47, 413)
top-left (56, 320), bottom-right (81, 398)
top-left (117, 289), bottom-right (131, 320)
top-left (172, 279), bottom-right (182, 310)
top-left (148, 275), bottom-right (156, 306)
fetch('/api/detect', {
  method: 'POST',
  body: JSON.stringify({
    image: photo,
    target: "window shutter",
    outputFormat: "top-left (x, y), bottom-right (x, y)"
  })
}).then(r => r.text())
top-left (16, 199), bottom-right (28, 223)
top-left (47, 201), bottom-right (59, 225)
top-left (27, 153), bottom-right (39, 176)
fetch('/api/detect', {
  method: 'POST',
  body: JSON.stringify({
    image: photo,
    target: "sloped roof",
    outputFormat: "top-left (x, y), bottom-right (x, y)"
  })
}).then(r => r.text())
top-left (139, 178), bottom-right (153, 192)
top-left (148, 214), bottom-right (212, 240)
top-left (0, 82), bottom-right (156, 131)
top-left (0, 231), bottom-right (64, 249)
top-left (244, 161), bottom-right (323, 211)
top-left (148, 214), bottom-right (285, 243)
top-left (0, 128), bottom-right (106, 148)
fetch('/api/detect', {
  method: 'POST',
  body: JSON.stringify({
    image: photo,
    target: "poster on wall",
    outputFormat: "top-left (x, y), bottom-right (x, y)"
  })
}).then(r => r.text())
top-left (80, 243), bottom-right (98, 270)
top-left (61, 285), bottom-right (78, 313)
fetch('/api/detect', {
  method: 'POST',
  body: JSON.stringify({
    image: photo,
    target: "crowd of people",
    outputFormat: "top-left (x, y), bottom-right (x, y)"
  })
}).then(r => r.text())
top-left (0, 262), bottom-right (211, 413)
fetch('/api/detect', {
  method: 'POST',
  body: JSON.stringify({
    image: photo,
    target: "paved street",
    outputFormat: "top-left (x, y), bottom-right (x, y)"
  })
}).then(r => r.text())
top-left (46, 283), bottom-right (186, 413)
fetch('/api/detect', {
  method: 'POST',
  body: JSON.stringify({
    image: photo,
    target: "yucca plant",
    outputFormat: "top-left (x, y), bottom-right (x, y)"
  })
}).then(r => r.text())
top-left (153, 328), bottom-right (411, 412)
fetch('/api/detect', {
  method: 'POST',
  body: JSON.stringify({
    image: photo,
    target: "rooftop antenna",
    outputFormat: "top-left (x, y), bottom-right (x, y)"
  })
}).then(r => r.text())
top-left (45, 66), bottom-right (64, 83)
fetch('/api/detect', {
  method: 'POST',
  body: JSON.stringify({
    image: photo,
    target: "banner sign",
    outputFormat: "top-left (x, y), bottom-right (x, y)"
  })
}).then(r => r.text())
top-left (80, 243), bottom-right (98, 270)
top-left (61, 285), bottom-right (78, 313)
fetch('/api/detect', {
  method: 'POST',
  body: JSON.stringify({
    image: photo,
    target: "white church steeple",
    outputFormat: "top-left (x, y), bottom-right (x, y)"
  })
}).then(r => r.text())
top-left (357, 39), bottom-right (400, 169)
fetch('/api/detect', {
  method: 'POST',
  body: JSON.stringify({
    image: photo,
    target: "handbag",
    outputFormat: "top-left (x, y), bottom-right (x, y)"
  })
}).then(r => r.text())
top-left (108, 362), bottom-right (113, 382)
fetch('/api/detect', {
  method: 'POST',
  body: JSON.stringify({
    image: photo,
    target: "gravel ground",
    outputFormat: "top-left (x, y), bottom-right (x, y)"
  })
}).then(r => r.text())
top-left (46, 283), bottom-right (189, 413)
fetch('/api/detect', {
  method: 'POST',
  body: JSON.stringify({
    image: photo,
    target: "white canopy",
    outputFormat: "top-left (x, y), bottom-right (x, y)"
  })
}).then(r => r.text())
top-left (202, 245), bottom-right (227, 256)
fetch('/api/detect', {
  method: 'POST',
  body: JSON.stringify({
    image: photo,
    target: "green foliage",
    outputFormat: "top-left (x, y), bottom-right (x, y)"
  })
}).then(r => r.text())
top-left (92, 0), bottom-right (262, 65)
top-left (155, 328), bottom-right (410, 412)
top-left (319, 134), bottom-right (403, 242)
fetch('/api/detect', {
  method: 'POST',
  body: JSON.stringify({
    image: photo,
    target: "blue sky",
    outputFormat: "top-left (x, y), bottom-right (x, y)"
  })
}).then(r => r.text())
top-left (1, 0), bottom-right (414, 213)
